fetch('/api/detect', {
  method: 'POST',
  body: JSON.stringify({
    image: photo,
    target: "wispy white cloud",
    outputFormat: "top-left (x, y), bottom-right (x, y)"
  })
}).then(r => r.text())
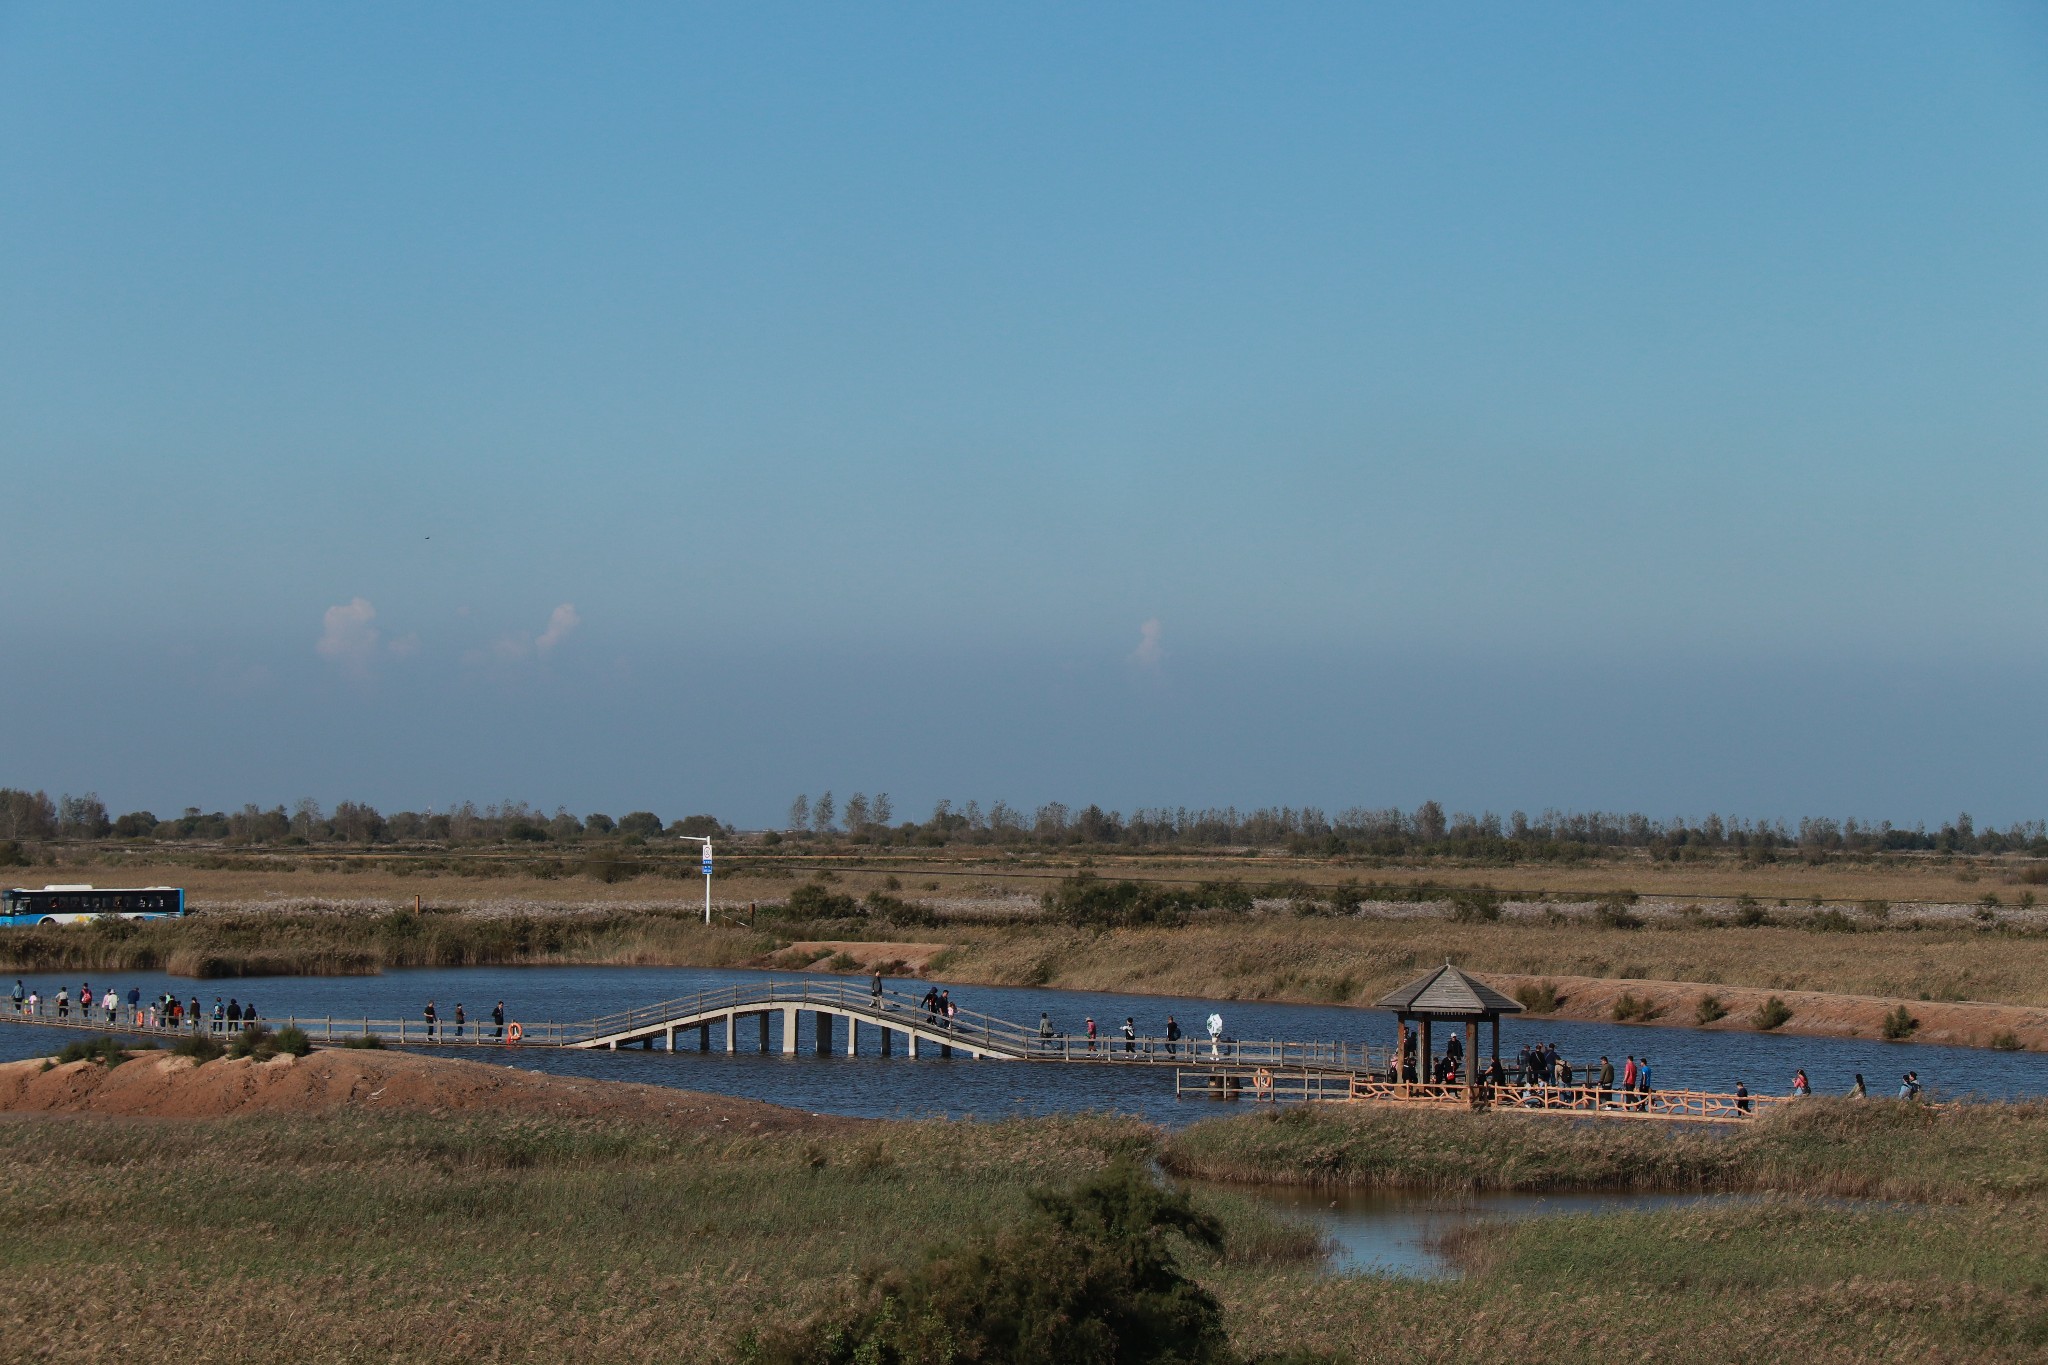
top-left (536, 603), bottom-right (580, 655)
top-left (1130, 617), bottom-right (1164, 668)
top-left (386, 632), bottom-right (420, 660)
top-left (316, 598), bottom-right (380, 674)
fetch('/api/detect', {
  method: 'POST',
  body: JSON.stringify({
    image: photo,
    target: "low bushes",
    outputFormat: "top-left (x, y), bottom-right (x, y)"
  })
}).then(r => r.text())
top-left (54, 1035), bottom-right (136, 1068)
top-left (1753, 996), bottom-right (1794, 1031)
top-left (1512, 981), bottom-right (1560, 1014)
top-left (741, 1161), bottom-right (1236, 1365)
top-left (171, 1033), bottom-right (225, 1063)
top-left (1694, 993), bottom-right (1728, 1025)
top-left (1881, 1005), bottom-right (1920, 1041)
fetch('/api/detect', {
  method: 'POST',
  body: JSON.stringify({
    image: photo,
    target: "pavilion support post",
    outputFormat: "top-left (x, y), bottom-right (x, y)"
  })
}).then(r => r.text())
top-left (1465, 1020), bottom-right (1478, 1103)
top-left (1419, 1018), bottom-right (1432, 1084)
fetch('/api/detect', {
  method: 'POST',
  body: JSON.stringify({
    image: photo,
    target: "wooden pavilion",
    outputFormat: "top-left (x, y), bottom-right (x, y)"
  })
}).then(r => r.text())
top-left (1375, 963), bottom-right (1524, 1102)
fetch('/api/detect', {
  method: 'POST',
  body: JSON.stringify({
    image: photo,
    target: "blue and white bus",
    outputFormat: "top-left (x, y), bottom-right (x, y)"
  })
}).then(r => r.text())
top-left (1, 885), bottom-right (187, 926)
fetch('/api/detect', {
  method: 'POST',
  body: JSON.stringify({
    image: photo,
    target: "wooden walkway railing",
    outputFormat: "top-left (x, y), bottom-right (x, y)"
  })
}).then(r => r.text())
top-left (1177, 1068), bottom-right (1790, 1122)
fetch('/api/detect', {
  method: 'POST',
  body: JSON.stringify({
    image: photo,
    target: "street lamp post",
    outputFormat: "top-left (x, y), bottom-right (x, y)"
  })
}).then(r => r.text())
top-left (677, 836), bottom-right (713, 925)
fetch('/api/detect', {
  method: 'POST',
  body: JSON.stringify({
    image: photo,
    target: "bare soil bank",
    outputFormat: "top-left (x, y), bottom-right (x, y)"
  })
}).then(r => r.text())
top-left (0, 1046), bottom-right (850, 1130)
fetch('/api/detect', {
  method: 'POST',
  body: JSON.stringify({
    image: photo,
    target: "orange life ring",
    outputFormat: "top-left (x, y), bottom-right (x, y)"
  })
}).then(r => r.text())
top-left (506, 1022), bottom-right (524, 1043)
top-left (1253, 1067), bottom-right (1275, 1098)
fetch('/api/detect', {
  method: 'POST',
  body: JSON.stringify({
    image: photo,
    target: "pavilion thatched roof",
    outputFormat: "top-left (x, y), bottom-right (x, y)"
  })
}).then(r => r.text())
top-left (1375, 963), bottom-right (1524, 1017)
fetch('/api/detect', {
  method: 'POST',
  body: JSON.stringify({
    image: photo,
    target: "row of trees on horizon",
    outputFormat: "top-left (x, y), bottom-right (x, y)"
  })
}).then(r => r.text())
top-left (2, 786), bottom-right (2041, 859)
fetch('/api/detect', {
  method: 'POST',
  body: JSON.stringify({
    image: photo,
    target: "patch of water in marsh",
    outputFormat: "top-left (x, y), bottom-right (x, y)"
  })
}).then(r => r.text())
top-left (1222, 1185), bottom-right (1720, 1278)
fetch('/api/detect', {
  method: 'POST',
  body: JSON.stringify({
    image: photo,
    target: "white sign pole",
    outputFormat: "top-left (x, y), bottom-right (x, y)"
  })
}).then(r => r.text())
top-left (702, 839), bottom-right (713, 925)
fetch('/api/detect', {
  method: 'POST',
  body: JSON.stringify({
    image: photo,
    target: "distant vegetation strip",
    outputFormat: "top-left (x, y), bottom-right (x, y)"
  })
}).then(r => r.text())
top-left (6, 785), bottom-right (2047, 863)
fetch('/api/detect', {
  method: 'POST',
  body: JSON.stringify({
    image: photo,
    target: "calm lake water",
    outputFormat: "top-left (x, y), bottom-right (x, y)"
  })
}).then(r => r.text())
top-left (2, 962), bottom-right (2041, 1126)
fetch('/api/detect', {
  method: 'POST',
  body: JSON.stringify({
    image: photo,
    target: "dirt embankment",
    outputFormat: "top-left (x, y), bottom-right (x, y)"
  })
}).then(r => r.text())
top-left (0, 1046), bottom-right (855, 1130)
top-left (1479, 972), bottom-right (2048, 1049)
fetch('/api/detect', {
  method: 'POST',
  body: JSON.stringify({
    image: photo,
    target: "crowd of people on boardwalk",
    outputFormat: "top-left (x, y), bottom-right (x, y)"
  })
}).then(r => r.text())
top-left (8, 980), bottom-right (262, 1032)
top-left (1383, 1020), bottom-right (1930, 1111)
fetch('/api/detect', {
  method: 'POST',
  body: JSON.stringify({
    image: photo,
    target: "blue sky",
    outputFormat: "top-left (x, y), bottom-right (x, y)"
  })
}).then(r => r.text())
top-left (3, 4), bottom-right (2046, 826)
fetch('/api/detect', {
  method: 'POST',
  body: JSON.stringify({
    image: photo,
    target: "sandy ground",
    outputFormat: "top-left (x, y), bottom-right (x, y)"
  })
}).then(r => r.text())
top-left (1479, 971), bottom-right (2048, 1049)
top-left (0, 1045), bottom-right (854, 1130)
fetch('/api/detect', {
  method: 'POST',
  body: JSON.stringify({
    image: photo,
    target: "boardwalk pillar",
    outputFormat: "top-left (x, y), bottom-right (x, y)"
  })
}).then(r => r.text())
top-left (815, 1013), bottom-right (831, 1055)
top-left (759, 1012), bottom-right (770, 1053)
top-left (781, 1007), bottom-right (798, 1055)
top-left (907, 1029), bottom-right (918, 1059)
top-left (846, 1017), bottom-right (858, 1056)
top-left (665, 1025), bottom-right (676, 1051)
top-left (881, 1027), bottom-right (893, 1056)
top-left (700, 1022), bottom-right (710, 1052)
top-left (726, 1014), bottom-right (736, 1054)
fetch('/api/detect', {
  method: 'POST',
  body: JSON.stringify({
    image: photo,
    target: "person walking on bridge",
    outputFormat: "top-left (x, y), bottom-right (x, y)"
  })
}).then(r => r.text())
top-left (493, 1001), bottom-right (505, 1040)
top-left (937, 990), bottom-right (953, 1031)
top-left (1598, 1056), bottom-right (1614, 1108)
top-left (454, 1003), bottom-right (465, 1040)
top-left (424, 1000), bottom-right (438, 1042)
top-left (1122, 1017), bottom-right (1136, 1055)
top-left (1038, 1013), bottom-right (1054, 1053)
top-left (920, 986), bottom-right (940, 1027)
top-left (56, 987), bottom-right (68, 1019)
top-left (871, 969), bottom-right (885, 1009)
top-left (10, 980), bottom-right (21, 1014)
top-left (1165, 1014), bottom-right (1181, 1058)
top-left (1084, 1017), bottom-right (1098, 1052)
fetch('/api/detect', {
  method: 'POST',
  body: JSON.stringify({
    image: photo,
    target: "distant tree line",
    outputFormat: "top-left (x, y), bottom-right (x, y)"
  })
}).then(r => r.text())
top-left (778, 792), bottom-right (2048, 858)
top-left (0, 789), bottom-right (726, 850)
top-left (4, 781), bottom-right (2044, 859)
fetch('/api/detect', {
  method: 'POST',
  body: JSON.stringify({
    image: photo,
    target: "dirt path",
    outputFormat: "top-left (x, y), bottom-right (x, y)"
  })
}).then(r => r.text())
top-left (1478, 971), bottom-right (2047, 1050)
top-left (0, 1045), bottom-right (857, 1129)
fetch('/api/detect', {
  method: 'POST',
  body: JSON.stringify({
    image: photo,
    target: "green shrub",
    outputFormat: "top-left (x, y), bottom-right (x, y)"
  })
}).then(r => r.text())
top-left (275, 1025), bottom-right (312, 1057)
top-left (1449, 890), bottom-right (1502, 924)
top-left (172, 1033), bottom-right (225, 1063)
top-left (1611, 992), bottom-right (1657, 1022)
top-left (785, 883), bottom-right (860, 919)
top-left (340, 1034), bottom-right (387, 1050)
top-left (226, 1024), bottom-right (276, 1060)
top-left (54, 1035), bottom-right (130, 1068)
top-left (1806, 908), bottom-right (1857, 933)
top-left (1732, 895), bottom-right (1769, 927)
top-left (741, 1160), bottom-right (1232, 1365)
top-left (1593, 897), bottom-right (1642, 930)
top-left (862, 890), bottom-right (934, 927)
top-left (1989, 1031), bottom-right (2024, 1051)
top-left (1753, 996), bottom-right (1793, 1031)
top-left (1042, 874), bottom-right (1210, 929)
top-left (1880, 1005), bottom-right (1919, 1041)
top-left (1513, 981), bottom-right (1560, 1014)
top-left (1859, 899), bottom-right (1892, 922)
top-left (1695, 994), bottom-right (1728, 1025)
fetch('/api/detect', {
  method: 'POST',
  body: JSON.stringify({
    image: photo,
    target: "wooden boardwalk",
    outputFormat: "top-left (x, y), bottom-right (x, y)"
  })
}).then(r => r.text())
top-left (1179, 1066), bottom-right (1789, 1122)
top-left (0, 985), bottom-right (1784, 1121)
top-left (0, 981), bottom-right (1386, 1071)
